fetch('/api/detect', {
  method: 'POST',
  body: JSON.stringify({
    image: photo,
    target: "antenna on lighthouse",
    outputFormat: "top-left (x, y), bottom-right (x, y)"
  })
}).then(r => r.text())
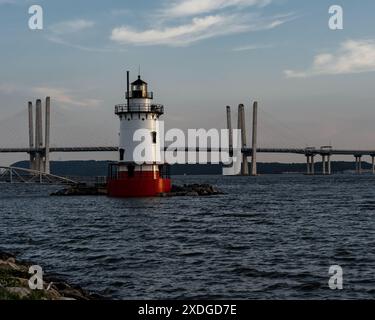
top-left (126, 70), bottom-right (130, 106)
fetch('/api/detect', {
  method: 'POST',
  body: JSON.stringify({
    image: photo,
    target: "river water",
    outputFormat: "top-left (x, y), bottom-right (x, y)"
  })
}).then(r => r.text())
top-left (0, 175), bottom-right (374, 299)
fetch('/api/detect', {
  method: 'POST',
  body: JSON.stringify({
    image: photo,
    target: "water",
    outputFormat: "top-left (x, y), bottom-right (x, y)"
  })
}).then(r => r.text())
top-left (0, 175), bottom-right (374, 299)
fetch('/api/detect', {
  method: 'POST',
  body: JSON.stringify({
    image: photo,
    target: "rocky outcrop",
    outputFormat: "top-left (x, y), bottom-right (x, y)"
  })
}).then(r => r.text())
top-left (160, 184), bottom-right (224, 197)
top-left (0, 252), bottom-right (100, 300)
top-left (51, 183), bottom-right (223, 197)
top-left (51, 184), bottom-right (107, 196)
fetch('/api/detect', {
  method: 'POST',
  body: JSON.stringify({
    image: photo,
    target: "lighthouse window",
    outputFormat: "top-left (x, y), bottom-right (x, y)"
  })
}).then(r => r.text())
top-left (119, 149), bottom-right (125, 161)
top-left (151, 131), bottom-right (157, 144)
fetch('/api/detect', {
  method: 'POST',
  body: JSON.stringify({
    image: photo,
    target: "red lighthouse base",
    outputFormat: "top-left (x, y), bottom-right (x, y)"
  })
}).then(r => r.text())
top-left (107, 163), bottom-right (171, 198)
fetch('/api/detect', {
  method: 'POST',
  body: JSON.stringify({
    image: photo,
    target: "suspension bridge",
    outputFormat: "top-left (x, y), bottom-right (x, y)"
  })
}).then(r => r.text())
top-left (0, 97), bottom-right (375, 183)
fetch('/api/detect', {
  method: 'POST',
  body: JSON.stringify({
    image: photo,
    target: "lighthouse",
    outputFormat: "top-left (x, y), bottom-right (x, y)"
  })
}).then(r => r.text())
top-left (107, 71), bottom-right (172, 197)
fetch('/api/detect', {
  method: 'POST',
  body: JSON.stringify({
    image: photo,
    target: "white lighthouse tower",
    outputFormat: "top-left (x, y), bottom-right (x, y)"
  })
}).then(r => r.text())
top-left (107, 71), bottom-right (171, 197)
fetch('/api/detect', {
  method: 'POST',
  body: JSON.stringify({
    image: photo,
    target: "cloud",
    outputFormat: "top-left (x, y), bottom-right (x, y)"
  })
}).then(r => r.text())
top-left (46, 35), bottom-right (127, 53)
top-left (111, 15), bottom-right (234, 46)
top-left (285, 39), bottom-right (375, 78)
top-left (161, 0), bottom-right (271, 17)
top-left (233, 43), bottom-right (273, 52)
top-left (32, 87), bottom-right (101, 108)
top-left (47, 19), bottom-right (126, 53)
top-left (0, 83), bottom-right (101, 108)
top-left (0, 83), bottom-right (18, 94)
top-left (111, 13), bottom-right (293, 47)
top-left (110, 0), bottom-right (295, 47)
top-left (49, 19), bottom-right (95, 35)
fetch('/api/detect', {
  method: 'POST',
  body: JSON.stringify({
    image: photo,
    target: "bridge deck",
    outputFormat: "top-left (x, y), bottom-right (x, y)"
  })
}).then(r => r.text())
top-left (1, 147), bottom-right (375, 156)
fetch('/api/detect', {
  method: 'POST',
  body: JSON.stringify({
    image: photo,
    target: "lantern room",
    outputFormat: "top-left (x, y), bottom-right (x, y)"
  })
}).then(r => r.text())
top-left (126, 75), bottom-right (153, 99)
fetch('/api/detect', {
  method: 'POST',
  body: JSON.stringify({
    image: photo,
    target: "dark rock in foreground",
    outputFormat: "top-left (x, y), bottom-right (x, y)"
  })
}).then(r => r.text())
top-left (160, 184), bottom-right (224, 197)
top-left (51, 184), bottom-right (107, 196)
top-left (0, 251), bottom-right (101, 300)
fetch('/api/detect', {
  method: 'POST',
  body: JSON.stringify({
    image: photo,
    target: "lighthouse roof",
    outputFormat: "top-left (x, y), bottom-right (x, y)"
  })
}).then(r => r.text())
top-left (131, 75), bottom-right (147, 86)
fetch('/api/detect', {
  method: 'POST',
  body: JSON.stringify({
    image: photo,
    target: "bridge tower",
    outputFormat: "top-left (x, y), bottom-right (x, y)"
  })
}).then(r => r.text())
top-left (27, 97), bottom-right (51, 174)
top-left (107, 71), bottom-right (171, 197)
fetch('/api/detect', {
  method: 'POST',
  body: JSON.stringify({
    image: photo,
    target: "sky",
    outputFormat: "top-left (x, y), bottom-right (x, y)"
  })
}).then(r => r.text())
top-left (1, 0), bottom-right (375, 165)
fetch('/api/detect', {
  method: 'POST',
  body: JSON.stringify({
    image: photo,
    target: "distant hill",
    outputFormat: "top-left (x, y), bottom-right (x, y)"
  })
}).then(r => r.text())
top-left (12, 160), bottom-right (372, 177)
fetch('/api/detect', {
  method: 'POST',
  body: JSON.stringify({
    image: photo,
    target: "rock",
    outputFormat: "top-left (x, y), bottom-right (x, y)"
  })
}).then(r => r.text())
top-left (50, 281), bottom-right (71, 291)
top-left (6, 287), bottom-right (31, 299)
top-left (162, 184), bottom-right (224, 197)
top-left (0, 252), bottom-right (15, 261)
top-left (7, 261), bottom-right (22, 271)
top-left (0, 251), bottom-right (102, 300)
top-left (6, 257), bottom-right (16, 264)
top-left (186, 192), bottom-right (199, 196)
top-left (51, 183), bottom-right (223, 198)
top-left (60, 288), bottom-right (90, 300)
top-left (51, 184), bottom-right (107, 196)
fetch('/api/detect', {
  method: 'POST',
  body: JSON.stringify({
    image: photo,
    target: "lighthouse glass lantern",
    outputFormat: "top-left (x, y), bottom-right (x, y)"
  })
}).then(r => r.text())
top-left (107, 73), bottom-right (171, 197)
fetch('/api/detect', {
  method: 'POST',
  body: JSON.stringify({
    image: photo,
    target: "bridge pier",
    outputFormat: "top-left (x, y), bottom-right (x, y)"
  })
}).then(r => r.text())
top-left (306, 155), bottom-right (316, 175)
top-left (226, 106), bottom-right (233, 158)
top-left (321, 155), bottom-right (326, 175)
top-left (320, 154), bottom-right (332, 175)
top-left (45, 97), bottom-right (51, 174)
top-left (327, 155), bottom-right (332, 175)
top-left (28, 101), bottom-right (36, 171)
top-left (27, 97), bottom-right (51, 174)
top-left (251, 101), bottom-right (258, 176)
top-left (35, 99), bottom-right (43, 172)
top-left (306, 155), bottom-right (311, 175)
top-left (355, 155), bottom-right (362, 174)
top-left (238, 104), bottom-right (249, 176)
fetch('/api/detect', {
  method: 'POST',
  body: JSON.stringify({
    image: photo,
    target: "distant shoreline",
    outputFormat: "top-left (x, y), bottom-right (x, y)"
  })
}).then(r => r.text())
top-left (12, 160), bottom-right (373, 177)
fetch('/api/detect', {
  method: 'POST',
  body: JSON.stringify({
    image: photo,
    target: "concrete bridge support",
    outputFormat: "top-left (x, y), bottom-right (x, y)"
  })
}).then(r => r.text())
top-left (251, 101), bottom-right (258, 176)
top-left (28, 101), bottom-right (36, 170)
top-left (306, 155), bottom-right (316, 175)
top-left (27, 97), bottom-right (51, 174)
top-left (238, 104), bottom-right (249, 176)
top-left (327, 155), bottom-right (332, 175)
top-left (44, 97), bottom-right (51, 174)
top-left (226, 106), bottom-right (233, 158)
top-left (355, 155), bottom-right (362, 174)
top-left (321, 155), bottom-right (326, 175)
top-left (320, 154), bottom-right (331, 175)
top-left (306, 155), bottom-right (311, 175)
top-left (35, 99), bottom-right (43, 172)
